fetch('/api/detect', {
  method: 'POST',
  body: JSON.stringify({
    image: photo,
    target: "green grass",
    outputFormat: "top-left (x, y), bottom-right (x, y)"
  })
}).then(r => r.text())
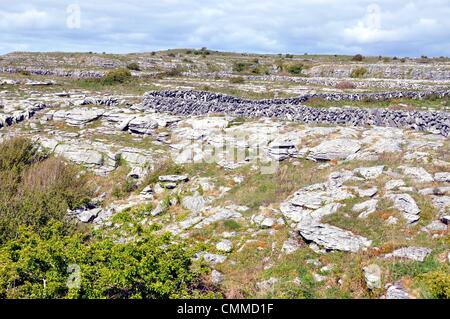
top-left (305, 96), bottom-right (449, 110)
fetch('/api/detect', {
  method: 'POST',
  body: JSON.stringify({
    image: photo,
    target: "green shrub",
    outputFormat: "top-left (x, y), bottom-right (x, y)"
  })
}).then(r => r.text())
top-left (287, 64), bottom-right (304, 75)
top-left (101, 68), bottom-right (132, 84)
top-left (126, 62), bottom-right (140, 71)
top-left (351, 54), bottom-right (364, 61)
top-left (0, 222), bottom-right (214, 299)
top-left (0, 138), bottom-right (92, 243)
top-left (232, 61), bottom-right (268, 75)
top-left (350, 67), bottom-right (368, 78)
top-left (223, 220), bottom-right (242, 231)
top-left (420, 271), bottom-right (450, 299)
top-left (0, 137), bottom-right (43, 174)
top-left (233, 62), bottom-right (251, 73)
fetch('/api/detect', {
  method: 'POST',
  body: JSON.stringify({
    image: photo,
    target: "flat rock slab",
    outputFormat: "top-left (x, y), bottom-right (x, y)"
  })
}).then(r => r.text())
top-left (158, 175), bottom-right (189, 183)
top-left (194, 207), bottom-right (242, 229)
top-left (400, 166), bottom-right (434, 183)
top-left (307, 139), bottom-right (361, 161)
top-left (297, 223), bottom-right (372, 253)
top-left (384, 246), bottom-right (432, 262)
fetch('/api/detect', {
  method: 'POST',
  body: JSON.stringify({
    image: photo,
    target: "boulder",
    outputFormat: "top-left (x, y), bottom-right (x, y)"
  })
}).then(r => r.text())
top-left (297, 223), bottom-right (372, 253)
top-left (128, 115), bottom-right (159, 135)
top-left (73, 207), bottom-right (102, 223)
top-left (356, 187), bottom-right (378, 198)
top-left (363, 264), bottom-right (382, 290)
top-left (388, 194), bottom-right (420, 223)
top-left (216, 240), bottom-right (233, 253)
top-left (211, 270), bottom-right (224, 285)
top-left (181, 195), bottom-right (206, 213)
top-left (353, 199), bottom-right (378, 218)
top-left (384, 284), bottom-right (411, 299)
top-left (385, 179), bottom-right (406, 191)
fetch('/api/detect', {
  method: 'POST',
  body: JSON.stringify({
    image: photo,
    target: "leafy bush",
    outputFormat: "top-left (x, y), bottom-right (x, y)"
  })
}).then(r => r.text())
top-left (0, 222), bottom-right (213, 299)
top-left (233, 62), bottom-right (252, 73)
top-left (420, 271), bottom-right (450, 299)
top-left (232, 61), bottom-right (268, 75)
top-left (126, 62), bottom-right (140, 71)
top-left (351, 54), bottom-right (364, 61)
top-left (0, 137), bottom-right (43, 174)
top-left (350, 67), bottom-right (368, 78)
top-left (101, 68), bottom-right (132, 84)
top-left (287, 64), bottom-right (304, 75)
top-left (0, 138), bottom-right (92, 243)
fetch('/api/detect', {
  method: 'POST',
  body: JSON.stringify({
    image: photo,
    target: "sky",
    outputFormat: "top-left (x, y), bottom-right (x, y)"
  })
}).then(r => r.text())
top-left (0, 0), bottom-right (449, 57)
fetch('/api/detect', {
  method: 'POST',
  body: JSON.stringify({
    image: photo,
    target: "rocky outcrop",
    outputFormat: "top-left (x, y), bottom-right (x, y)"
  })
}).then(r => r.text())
top-left (0, 102), bottom-right (49, 129)
top-left (387, 194), bottom-right (421, 224)
top-left (307, 139), bottom-right (361, 161)
top-left (297, 223), bottom-right (372, 253)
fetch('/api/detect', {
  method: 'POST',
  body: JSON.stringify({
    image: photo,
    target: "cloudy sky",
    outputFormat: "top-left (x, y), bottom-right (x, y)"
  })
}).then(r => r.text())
top-left (0, 0), bottom-right (449, 57)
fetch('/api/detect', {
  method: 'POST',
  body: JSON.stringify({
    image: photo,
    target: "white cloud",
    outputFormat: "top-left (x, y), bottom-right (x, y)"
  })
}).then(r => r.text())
top-left (0, 0), bottom-right (449, 56)
top-left (0, 9), bottom-right (51, 29)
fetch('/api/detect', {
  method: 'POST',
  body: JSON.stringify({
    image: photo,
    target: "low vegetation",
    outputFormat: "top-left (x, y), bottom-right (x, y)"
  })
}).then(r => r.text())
top-left (0, 137), bottom-right (92, 243)
top-left (0, 221), bottom-right (213, 299)
top-left (0, 138), bottom-right (215, 299)
top-left (126, 62), bottom-right (141, 71)
top-left (350, 67), bottom-right (368, 78)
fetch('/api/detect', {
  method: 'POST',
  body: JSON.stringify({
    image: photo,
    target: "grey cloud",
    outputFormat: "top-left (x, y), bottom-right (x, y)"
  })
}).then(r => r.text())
top-left (0, 0), bottom-right (449, 56)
